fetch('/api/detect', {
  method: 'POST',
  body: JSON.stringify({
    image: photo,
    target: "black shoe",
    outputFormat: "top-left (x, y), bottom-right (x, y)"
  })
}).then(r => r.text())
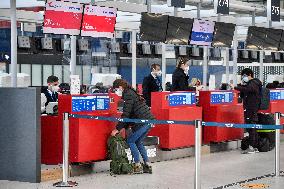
top-left (142, 164), bottom-right (152, 174)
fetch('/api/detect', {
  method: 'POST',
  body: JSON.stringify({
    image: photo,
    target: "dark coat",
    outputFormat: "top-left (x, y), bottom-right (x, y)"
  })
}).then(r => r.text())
top-left (116, 88), bottom-right (155, 132)
top-left (234, 78), bottom-right (262, 112)
top-left (43, 89), bottom-right (58, 107)
top-left (171, 68), bottom-right (189, 91)
top-left (142, 74), bottom-right (162, 107)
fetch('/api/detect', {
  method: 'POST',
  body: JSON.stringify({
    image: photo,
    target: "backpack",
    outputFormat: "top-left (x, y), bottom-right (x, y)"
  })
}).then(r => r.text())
top-left (107, 135), bottom-right (133, 175)
top-left (258, 87), bottom-right (270, 110)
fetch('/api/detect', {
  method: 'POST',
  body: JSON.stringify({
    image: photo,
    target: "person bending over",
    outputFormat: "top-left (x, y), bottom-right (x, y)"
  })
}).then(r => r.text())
top-left (111, 79), bottom-right (154, 174)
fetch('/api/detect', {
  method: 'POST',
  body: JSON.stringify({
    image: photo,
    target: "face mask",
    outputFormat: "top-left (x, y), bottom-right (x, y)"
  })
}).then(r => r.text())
top-left (242, 75), bottom-right (249, 84)
top-left (51, 86), bottom-right (60, 92)
top-left (184, 66), bottom-right (189, 74)
top-left (151, 70), bottom-right (162, 77)
top-left (114, 88), bottom-right (123, 96)
top-left (156, 70), bottom-right (162, 77)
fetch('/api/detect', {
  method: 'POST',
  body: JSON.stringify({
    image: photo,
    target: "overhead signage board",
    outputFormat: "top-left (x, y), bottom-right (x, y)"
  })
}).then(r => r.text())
top-left (214, 0), bottom-right (229, 15)
top-left (43, 1), bottom-right (83, 35)
top-left (167, 0), bottom-right (185, 8)
top-left (81, 5), bottom-right (117, 38)
top-left (267, 0), bottom-right (280, 22)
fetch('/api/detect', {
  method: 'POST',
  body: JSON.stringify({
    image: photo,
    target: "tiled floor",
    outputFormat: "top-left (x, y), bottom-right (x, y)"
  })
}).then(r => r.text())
top-left (1, 145), bottom-right (284, 189)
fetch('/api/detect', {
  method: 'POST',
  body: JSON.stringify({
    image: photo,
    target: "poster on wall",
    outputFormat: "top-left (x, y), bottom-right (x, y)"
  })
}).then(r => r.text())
top-left (43, 0), bottom-right (83, 35)
top-left (190, 19), bottom-right (215, 46)
top-left (81, 5), bottom-right (117, 38)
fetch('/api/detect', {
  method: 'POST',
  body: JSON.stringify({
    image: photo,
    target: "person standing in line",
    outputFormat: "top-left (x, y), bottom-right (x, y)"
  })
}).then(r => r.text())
top-left (230, 68), bottom-right (262, 154)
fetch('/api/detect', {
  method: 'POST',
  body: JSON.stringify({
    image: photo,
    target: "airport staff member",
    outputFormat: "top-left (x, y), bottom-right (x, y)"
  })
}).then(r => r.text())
top-left (142, 63), bottom-right (163, 107)
top-left (172, 57), bottom-right (190, 91)
top-left (43, 75), bottom-right (60, 107)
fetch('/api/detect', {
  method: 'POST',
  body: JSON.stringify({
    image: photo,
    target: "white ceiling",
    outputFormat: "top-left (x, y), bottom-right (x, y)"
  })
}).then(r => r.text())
top-left (1, 0), bottom-right (284, 39)
top-left (0, 0), bottom-right (45, 8)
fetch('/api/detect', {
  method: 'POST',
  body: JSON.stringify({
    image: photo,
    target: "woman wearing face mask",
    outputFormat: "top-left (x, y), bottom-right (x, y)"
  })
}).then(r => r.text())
top-left (111, 79), bottom-right (155, 174)
top-left (142, 63), bottom-right (163, 107)
top-left (171, 57), bottom-right (190, 91)
top-left (43, 75), bottom-right (60, 107)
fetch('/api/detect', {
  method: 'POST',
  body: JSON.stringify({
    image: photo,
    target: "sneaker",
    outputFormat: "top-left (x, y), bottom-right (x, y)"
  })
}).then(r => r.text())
top-left (133, 164), bottom-right (143, 174)
top-left (142, 163), bottom-right (152, 174)
top-left (242, 146), bottom-right (256, 154)
top-left (254, 148), bottom-right (259, 153)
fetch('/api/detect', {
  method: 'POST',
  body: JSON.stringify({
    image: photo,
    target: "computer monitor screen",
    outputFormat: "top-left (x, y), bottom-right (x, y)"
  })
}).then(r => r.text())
top-left (263, 28), bottom-right (282, 51)
top-left (140, 13), bottom-right (169, 42)
top-left (278, 30), bottom-right (284, 51)
top-left (190, 19), bottom-right (215, 46)
top-left (165, 16), bottom-right (193, 45)
top-left (212, 22), bottom-right (236, 47)
top-left (246, 26), bottom-right (266, 50)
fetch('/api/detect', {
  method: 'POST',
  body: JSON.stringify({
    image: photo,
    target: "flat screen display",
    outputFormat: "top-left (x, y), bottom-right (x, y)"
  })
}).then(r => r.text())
top-left (165, 16), bottom-right (193, 45)
top-left (81, 5), bottom-right (117, 38)
top-left (279, 30), bottom-right (284, 51)
top-left (212, 22), bottom-right (236, 47)
top-left (246, 26), bottom-right (266, 50)
top-left (168, 92), bottom-right (196, 106)
top-left (270, 90), bottom-right (284, 100)
top-left (263, 28), bottom-right (282, 51)
top-left (72, 95), bottom-right (110, 112)
top-left (210, 92), bottom-right (233, 104)
top-left (43, 0), bottom-right (83, 35)
top-left (190, 19), bottom-right (215, 46)
top-left (140, 13), bottom-right (169, 42)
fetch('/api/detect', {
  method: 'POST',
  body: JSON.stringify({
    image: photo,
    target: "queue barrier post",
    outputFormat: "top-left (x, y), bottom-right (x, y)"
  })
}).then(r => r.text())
top-left (53, 113), bottom-right (78, 187)
top-left (194, 120), bottom-right (202, 189)
top-left (275, 112), bottom-right (281, 177)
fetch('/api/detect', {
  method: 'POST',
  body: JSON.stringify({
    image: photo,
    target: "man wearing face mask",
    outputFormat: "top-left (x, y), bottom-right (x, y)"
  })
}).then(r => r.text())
top-left (142, 64), bottom-right (163, 107)
top-left (172, 57), bottom-right (190, 91)
top-left (43, 75), bottom-right (60, 107)
top-left (230, 68), bottom-right (262, 154)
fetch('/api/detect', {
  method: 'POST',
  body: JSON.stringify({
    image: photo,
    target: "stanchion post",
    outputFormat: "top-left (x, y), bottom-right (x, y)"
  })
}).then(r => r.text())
top-left (53, 113), bottom-right (78, 187)
top-left (195, 120), bottom-right (202, 189)
top-left (275, 112), bottom-right (281, 177)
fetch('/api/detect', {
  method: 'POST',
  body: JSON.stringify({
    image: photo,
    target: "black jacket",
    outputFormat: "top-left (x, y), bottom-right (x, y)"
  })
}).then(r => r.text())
top-left (43, 89), bottom-right (58, 107)
top-left (142, 74), bottom-right (162, 106)
top-left (116, 88), bottom-right (155, 132)
top-left (234, 78), bottom-right (262, 112)
top-left (172, 68), bottom-right (189, 91)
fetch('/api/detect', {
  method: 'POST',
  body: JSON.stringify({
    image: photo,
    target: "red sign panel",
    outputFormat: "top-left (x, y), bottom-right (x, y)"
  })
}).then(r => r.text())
top-left (43, 1), bottom-right (83, 35)
top-left (81, 5), bottom-right (117, 38)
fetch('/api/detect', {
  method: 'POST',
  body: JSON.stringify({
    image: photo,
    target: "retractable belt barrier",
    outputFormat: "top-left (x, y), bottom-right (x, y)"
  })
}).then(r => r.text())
top-left (69, 114), bottom-right (283, 130)
top-left (54, 112), bottom-right (284, 188)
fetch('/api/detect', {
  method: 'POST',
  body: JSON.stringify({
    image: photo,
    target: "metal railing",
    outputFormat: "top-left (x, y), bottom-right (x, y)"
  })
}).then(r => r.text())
top-left (53, 112), bottom-right (283, 188)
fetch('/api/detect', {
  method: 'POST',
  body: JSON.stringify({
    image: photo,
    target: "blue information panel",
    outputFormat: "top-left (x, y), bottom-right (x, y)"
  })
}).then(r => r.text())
top-left (210, 91), bottom-right (233, 104)
top-left (168, 92), bottom-right (196, 106)
top-left (270, 89), bottom-right (284, 100)
top-left (72, 95), bottom-right (110, 112)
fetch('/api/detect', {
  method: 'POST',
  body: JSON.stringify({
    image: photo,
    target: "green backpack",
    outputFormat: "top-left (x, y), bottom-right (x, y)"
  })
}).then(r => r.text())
top-left (107, 135), bottom-right (133, 175)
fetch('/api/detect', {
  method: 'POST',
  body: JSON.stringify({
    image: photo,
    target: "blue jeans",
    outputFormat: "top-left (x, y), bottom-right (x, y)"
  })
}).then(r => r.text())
top-left (127, 124), bottom-right (151, 163)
